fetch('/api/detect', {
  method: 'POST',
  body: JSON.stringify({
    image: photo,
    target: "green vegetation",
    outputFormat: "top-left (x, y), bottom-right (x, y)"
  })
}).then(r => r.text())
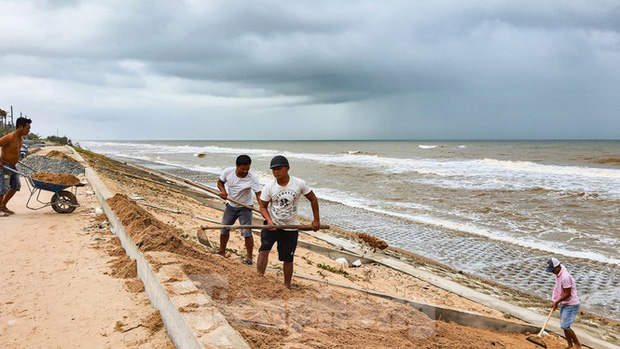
top-left (73, 147), bottom-right (109, 161)
top-left (0, 108), bottom-right (7, 135)
top-left (1, 108), bottom-right (71, 144)
top-left (317, 263), bottom-right (350, 277)
top-left (46, 135), bottom-right (72, 145)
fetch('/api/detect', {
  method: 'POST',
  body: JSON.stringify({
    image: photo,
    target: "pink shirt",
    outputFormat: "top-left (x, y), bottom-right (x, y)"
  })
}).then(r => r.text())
top-left (552, 265), bottom-right (579, 305)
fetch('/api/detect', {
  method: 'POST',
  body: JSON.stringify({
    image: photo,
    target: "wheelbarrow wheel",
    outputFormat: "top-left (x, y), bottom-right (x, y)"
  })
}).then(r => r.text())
top-left (51, 191), bottom-right (78, 214)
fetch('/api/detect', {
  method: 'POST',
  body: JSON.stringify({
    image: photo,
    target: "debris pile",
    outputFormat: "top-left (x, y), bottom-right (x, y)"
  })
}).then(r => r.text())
top-left (19, 154), bottom-right (84, 176)
top-left (355, 232), bottom-right (389, 250)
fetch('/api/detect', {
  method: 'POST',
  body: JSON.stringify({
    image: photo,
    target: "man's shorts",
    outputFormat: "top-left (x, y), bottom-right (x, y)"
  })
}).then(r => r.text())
top-left (0, 165), bottom-right (21, 195)
top-left (220, 204), bottom-right (253, 237)
top-left (258, 229), bottom-right (299, 262)
top-left (560, 304), bottom-right (580, 330)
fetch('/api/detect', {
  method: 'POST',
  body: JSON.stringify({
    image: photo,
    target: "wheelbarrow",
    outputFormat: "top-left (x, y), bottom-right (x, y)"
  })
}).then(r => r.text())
top-left (3, 163), bottom-right (85, 214)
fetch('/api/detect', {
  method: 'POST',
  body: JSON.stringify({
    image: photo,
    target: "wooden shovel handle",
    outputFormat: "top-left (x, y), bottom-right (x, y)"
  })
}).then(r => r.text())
top-left (200, 224), bottom-right (330, 231)
top-left (538, 308), bottom-right (555, 336)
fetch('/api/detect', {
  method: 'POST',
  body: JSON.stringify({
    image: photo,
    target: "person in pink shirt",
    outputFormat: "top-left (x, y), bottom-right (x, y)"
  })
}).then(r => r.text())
top-left (545, 257), bottom-right (582, 349)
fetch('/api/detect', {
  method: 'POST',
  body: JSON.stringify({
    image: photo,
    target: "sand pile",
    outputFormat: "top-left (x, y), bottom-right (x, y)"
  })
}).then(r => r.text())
top-left (106, 194), bottom-right (299, 301)
top-left (31, 172), bottom-right (81, 186)
top-left (107, 194), bottom-right (207, 260)
top-left (102, 195), bottom-right (570, 348)
top-left (46, 150), bottom-right (78, 162)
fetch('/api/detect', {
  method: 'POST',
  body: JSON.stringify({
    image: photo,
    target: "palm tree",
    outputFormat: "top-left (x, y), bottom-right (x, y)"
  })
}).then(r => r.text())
top-left (0, 108), bottom-right (6, 129)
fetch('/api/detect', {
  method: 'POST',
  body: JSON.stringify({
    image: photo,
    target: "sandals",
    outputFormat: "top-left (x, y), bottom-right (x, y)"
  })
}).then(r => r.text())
top-left (0, 208), bottom-right (15, 215)
top-left (242, 258), bottom-right (253, 266)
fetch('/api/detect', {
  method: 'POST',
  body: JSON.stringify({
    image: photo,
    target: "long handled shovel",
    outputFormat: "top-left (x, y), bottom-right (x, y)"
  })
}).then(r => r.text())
top-left (527, 308), bottom-right (554, 348)
top-left (200, 224), bottom-right (330, 231)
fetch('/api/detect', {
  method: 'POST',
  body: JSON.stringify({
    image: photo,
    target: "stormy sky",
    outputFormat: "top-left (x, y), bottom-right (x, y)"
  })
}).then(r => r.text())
top-left (1, 0), bottom-right (619, 140)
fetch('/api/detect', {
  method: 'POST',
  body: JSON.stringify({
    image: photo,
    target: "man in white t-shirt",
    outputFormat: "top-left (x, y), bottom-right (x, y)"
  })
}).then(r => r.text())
top-left (216, 155), bottom-right (262, 264)
top-left (257, 155), bottom-right (320, 289)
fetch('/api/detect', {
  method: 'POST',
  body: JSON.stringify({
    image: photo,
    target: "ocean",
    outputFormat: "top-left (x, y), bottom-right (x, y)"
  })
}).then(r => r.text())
top-left (79, 140), bottom-right (620, 321)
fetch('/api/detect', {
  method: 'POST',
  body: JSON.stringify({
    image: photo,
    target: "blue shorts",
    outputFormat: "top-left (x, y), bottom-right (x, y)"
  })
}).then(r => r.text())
top-left (560, 304), bottom-right (579, 330)
top-left (1, 165), bottom-right (21, 195)
top-left (220, 204), bottom-right (253, 237)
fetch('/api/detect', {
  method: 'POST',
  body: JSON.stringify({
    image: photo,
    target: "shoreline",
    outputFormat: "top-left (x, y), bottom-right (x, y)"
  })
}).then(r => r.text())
top-left (76, 146), bottom-right (618, 347)
top-left (79, 139), bottom-right (620, 322)
top-left (98, 148), bottom-right (619, 324)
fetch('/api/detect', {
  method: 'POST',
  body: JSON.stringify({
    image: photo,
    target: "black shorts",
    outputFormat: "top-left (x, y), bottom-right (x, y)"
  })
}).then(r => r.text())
top-left (258, 229), bottom-right (299, 262)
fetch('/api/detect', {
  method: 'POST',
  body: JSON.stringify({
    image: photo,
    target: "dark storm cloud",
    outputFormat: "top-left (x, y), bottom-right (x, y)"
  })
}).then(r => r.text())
top-left (1, 0), bottom-right (619, 139)
top-left (5, 0), bottom-right (619, 101)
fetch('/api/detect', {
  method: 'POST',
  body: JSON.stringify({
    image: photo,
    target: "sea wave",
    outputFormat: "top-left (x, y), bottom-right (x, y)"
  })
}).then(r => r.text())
top-left (594, 157), bottom-right (620, 166)
top-left (346, 150), bottom-right (377, 156)
top-left (81, 141), bottom-right (279, 157)
top-left (111, 153), bottom-right (225, 176)
top-left (81, 141), bottom-right (620, 198)
top-left (478, 158), bottom-right (620, 179)
top-left (82, 141), bottom-right (620, 178)
top-left (314, 187), bottom-right (620, 265)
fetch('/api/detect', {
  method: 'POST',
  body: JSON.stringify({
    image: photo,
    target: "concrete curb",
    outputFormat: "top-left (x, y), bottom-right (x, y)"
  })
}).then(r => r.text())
top-left (292, 273), bottom-right (541, 334)
top-left (75, 150), bottom-right (250, 349)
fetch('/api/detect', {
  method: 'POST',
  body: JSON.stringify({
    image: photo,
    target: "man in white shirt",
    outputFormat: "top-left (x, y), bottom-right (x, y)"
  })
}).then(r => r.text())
top-left (257, 155), bottom-right (320, 289)
top-left (217, 155), bottom-right (262, 264)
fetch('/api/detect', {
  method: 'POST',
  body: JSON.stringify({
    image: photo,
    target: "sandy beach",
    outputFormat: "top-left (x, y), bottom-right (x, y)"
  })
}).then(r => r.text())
top-left (0, 147), bottom-right (173, 348)
top-left (1, 145), bottom-right (617, 348)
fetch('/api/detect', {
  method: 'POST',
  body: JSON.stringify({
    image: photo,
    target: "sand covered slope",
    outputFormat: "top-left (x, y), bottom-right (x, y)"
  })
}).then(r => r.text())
top-left (77, 148), bottom-right (581, 348)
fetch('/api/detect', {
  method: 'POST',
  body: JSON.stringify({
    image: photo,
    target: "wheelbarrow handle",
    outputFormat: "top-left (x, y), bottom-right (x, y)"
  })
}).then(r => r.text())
top-left (2, 165), bottom-right (28, 177)
top-left (17, 161), bottom-right (36, 173)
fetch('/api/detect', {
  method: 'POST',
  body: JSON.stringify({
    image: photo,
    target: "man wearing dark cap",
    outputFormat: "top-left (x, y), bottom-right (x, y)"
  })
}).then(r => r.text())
top-left (257, 155), bottom-right (320, 289)
top-left (545, 257), bottom-right (582, 349)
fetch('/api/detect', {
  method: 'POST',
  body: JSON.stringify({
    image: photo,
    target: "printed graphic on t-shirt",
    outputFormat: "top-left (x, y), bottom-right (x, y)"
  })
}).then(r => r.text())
top-left (271, 189), bottom-right (298, 222)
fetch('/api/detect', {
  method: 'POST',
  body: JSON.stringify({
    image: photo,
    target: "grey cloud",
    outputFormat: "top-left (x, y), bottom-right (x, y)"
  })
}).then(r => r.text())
top-left (6, 1), bottom-right (619, 103)
top-left (1, 0), bottom-right (619, 140)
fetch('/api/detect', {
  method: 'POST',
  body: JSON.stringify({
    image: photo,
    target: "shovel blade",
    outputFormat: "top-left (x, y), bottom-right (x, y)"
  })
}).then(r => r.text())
top-left (526, 335), bottom-right (547, 348)
top-left (197, 229), bottom-right (212, 247)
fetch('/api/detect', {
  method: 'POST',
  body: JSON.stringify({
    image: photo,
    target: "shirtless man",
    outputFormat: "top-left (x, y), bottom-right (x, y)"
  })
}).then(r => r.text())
top-left (0, 117), bottom-right (32, 216)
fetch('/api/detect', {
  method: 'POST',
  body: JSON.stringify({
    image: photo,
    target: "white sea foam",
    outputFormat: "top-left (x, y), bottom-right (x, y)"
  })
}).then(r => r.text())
top-left (315, 187), bottom-right (620, 265)
top-left (82, 140), bottom-right (620, 265)
top-left (418, 145), bottom-right (438, 149)
top-left (82, 141), bottom-right (279, 157)
top-left (82, 141), bottom-right (620, 198)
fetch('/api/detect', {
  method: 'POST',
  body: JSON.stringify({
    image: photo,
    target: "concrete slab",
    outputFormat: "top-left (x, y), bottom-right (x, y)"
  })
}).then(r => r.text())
top-left (307, 230), bottom-right (617, 349)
